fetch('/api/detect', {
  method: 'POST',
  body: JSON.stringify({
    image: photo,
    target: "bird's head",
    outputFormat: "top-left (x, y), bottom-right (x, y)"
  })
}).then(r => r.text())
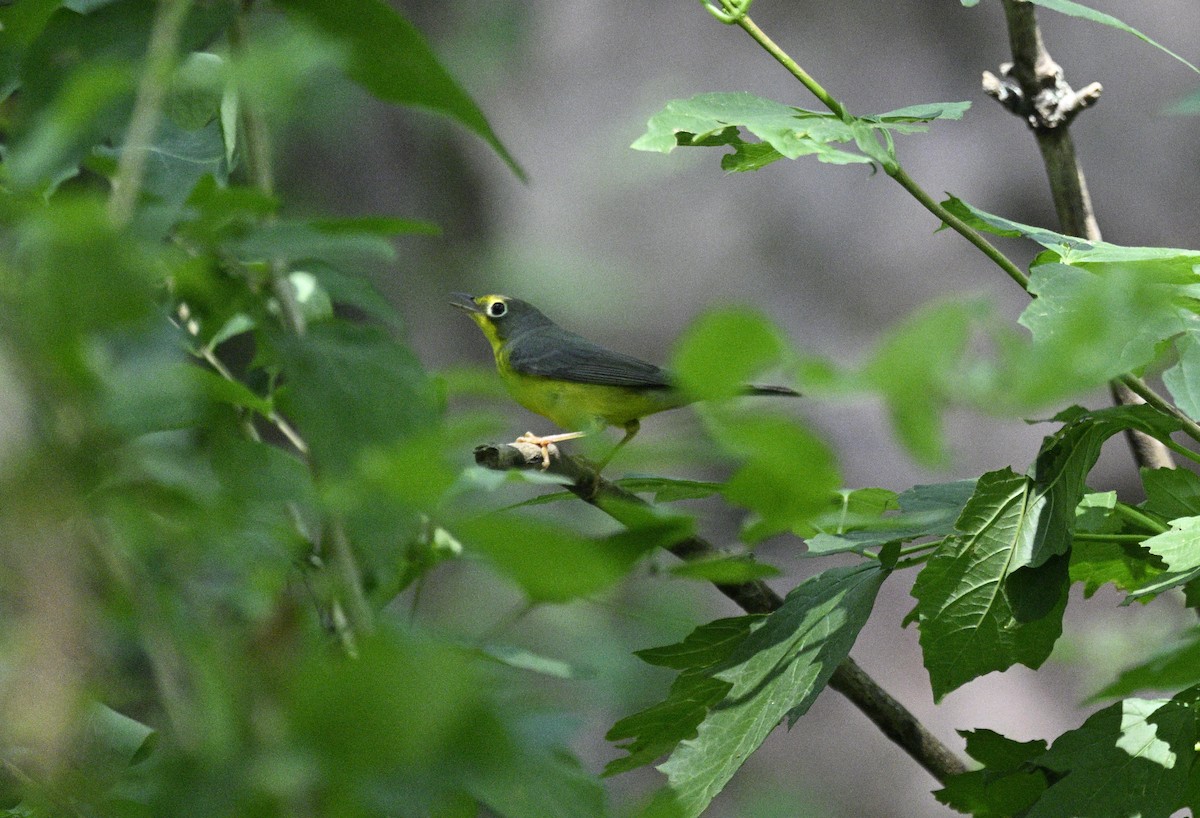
top-left (451, 293), bottom-right (553, 348)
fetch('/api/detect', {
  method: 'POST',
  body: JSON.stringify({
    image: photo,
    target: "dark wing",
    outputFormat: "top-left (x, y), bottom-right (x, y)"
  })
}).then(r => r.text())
top-left (506, 327), bottom-right (673, 388)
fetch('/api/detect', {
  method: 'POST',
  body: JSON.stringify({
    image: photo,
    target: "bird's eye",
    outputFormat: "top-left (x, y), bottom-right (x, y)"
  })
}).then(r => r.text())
top-left (488, 301), bottom-right (508, 318)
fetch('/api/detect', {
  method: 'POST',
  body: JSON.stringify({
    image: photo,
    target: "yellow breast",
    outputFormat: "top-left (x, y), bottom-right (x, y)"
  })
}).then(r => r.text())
top-left (497, 367), bottom-right (684, 431)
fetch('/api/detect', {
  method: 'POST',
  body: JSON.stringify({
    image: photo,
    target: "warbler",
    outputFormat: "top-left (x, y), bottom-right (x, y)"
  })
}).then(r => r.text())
top-left (452, 293), bottom-right (798, 469)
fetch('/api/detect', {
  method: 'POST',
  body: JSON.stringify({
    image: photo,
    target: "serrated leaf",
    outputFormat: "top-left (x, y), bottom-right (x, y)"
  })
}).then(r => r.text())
top-left (1141, 517), bottom-right (1200, 573)
top-left (271, 0), bottom-right (522, 178)
top-left (911, 468), bottom-right (1067, 700)
top-left (656, 563), bottom-right (885, 816)
top-left (1070, 538), bottom-right (1163, 599)
top-left (869, 101), bottom-right (971, 124)
top-left (1026, 697), bottom-right (1196, 818)
top-left (934, 729), bottom-right (1049, 818)
top-left (605, 616), bottom-right (761, 776)
top-left (943, 196), bottom-right (1200, 275)
top-left (914, 411), bottom-right (1175, 691)
top-left (1142, 467), bottom-right (1200, 521)
top-left (1027, 405), bottom-right (1182, 568)
top-left (634, 92), bottom-right (967, 173)
top-left (633, 93), bottom-right (850, 158)
top-left (635, 616), bottom-right (765, 670)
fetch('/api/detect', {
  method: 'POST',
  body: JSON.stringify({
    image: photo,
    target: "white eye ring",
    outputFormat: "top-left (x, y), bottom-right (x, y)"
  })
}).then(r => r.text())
top-left (489, 301), bottom-right (507, 317)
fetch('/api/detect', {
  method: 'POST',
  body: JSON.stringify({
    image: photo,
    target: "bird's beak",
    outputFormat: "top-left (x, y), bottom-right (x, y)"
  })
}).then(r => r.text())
top-left (450, 292), bottom-right (480, 313)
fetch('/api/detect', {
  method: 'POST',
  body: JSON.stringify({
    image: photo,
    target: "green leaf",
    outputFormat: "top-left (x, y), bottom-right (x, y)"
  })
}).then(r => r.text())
top-left (632, 92), bottom-right (858, 160)
top-left (231, 220), bottom-right (399, 269)
top-left (934, 729), bottom-right (1049, 818)
top-left (868, 101), bottom-right (972, 125)
top-left (1012, 263), bottom-right (1193, 403)
top-left (479, 645), bottom-right (581, 680)
top-left (271, 0), bottom-right (523, 179)
top-left (805, 480), bottom-right (974, 555)
top-left (0, 0), bottom-right (61, 99)
top-left (72, 702), bottom-right (156, 784)
top-left (1026, 696), bottom-right (1196, 818)
top-left (1165, 331), bottom-right (1200, 421)
top-left (274, 323), bottom-right (440, 476)
top-left (656, 563), bottom-right (886, 817)
top-left (1094, 627), bottom-right (1200, 700)
top-left (1024, 0), bottom-right (1198, 75)
top-left (669, 555), bottom-right (781, 583)
top-left (1027, 405), bottom-right (1181, 568)
top-left (633, 93), bottom-right (968, 172)
top-left (613, 478), bottom-right (723, 503)
top-left (911, 468), bottom-right (1068, 701)
top-left (1142, 467), bottom-right (1200, 521)
top-left (1070, 538), bottom-right (1163, 599)
top-left (455, 512), bottom-right (653, 603)
top-left (470, 723), bottom-right (609, 818)
top-left (605, 616), bottom-right (762, 776)
top-left (861, 299), bottom-right (981, 465)
top-left (1140, 517), bottom-right (1200, 574)
top-left (943, 196), bottom-right (1200, 274)
top-left (702, 407), bottom-right (840, 543)
top-left (671, 307), bottom-right (787, 400)
top-left (164, 51), bottom-right (227, 130)
top-left (5, 61), bottom-right (134, 190)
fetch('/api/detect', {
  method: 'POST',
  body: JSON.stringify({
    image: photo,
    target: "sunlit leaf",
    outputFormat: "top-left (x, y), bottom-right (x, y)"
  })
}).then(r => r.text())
top-left (657, 563), bottom-right (885, 816)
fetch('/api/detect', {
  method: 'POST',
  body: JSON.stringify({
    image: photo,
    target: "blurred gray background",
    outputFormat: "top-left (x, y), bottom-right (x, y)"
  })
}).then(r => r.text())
top-left (280, 1), bottom-right (1200, 815)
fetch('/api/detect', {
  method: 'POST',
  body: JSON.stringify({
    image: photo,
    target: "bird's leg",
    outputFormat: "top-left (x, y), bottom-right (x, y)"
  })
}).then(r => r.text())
top-left (514, 430), bottom-right (588, 469)
top-left (595, 420), bottom-right (640, 474)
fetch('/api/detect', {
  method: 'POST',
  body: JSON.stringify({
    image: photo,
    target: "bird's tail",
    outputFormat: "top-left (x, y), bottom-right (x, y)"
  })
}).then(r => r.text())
top-left (743, 384), bottom-right (801, 397)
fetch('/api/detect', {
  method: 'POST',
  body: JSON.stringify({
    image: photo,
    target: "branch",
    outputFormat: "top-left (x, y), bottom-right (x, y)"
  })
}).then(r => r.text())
top-left (474, 442), bottom-right (969, 783)
top-left (987, 0), bottom-right (1175, 470)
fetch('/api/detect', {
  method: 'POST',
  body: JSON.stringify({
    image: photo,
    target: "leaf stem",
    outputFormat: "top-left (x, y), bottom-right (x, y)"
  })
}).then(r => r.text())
top-left (728, 12), bottom-right (1030, 293)
top-left (730, 12), bottom-right (847, 121)
top-left (887, 166), bottom-right (1030, 290)
top-left (716, 7), bottom-right (1200, 448)
top-left (1118, 374), bottom-right (1200, 446)
top-left (107, 0), bottom-right (195, 228)
top-left (1112, 501), bottom-right (1169, 535)
top-left (1071, 532), bottom-right (1150, 543)
top-left (866, 538), bottom-right (943, 562)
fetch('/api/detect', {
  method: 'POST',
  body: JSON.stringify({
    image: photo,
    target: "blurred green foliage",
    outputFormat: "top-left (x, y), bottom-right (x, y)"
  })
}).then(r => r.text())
top-left (5, 2), bottom-right (1200, 818)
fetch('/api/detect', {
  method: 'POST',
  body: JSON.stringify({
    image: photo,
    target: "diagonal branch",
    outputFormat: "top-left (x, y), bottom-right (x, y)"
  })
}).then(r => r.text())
top-left (987, 0), bottom-right (1175, 471)
top-left (474, 441), bottom-right (969, 783)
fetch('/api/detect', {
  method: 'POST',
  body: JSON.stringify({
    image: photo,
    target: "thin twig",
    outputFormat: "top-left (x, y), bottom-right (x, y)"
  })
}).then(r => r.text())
top-left (475, 441), bottom-right (969, 783)
top-left (107, 0), bottom-right (195, 228)
top-left (991, 0), bottom-right (1175, 470)
top-left (727, 10), bottom-right (1030, 293)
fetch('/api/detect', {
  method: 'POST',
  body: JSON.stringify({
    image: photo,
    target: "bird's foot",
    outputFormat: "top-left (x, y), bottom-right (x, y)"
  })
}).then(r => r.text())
top-left (514, 431), bottom-right (587, 469)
